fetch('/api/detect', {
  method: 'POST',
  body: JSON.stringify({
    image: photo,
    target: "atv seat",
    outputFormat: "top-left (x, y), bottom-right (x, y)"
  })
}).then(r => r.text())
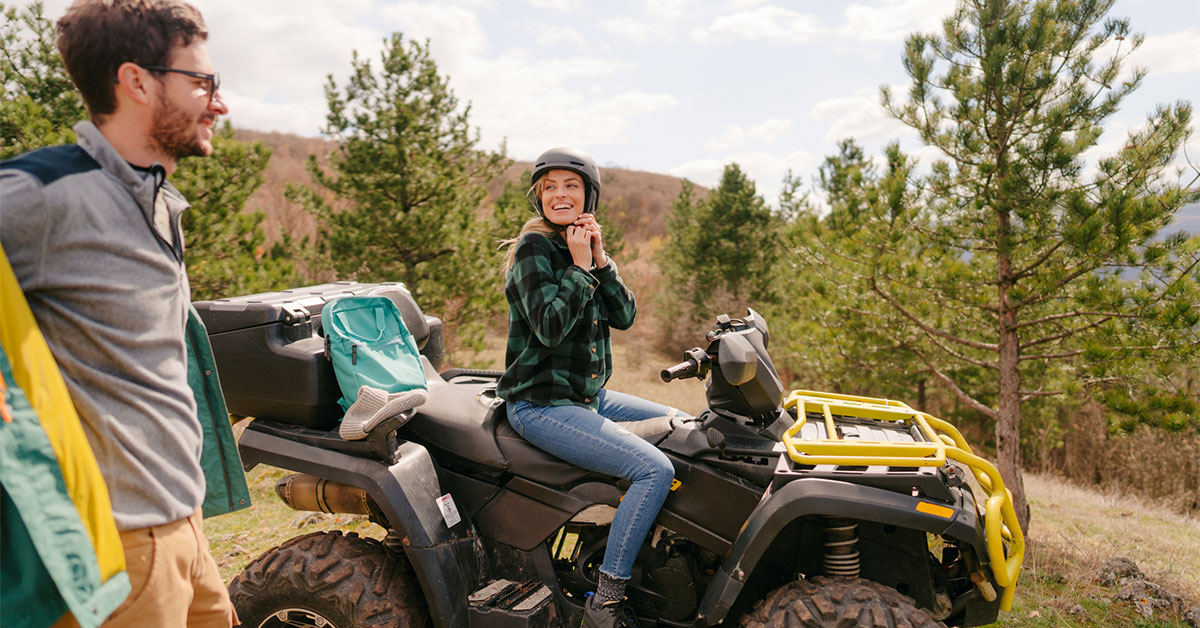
top-left (494, 415), bottom-right (673, 487)
top-left (405, 357), bottom-right (675, 488)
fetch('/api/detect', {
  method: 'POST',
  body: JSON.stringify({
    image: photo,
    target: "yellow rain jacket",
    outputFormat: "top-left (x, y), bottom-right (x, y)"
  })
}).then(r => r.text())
top-left (0, 244), bottom-right (130, 627)
top-left (1, 243), bottom-right (251, 627)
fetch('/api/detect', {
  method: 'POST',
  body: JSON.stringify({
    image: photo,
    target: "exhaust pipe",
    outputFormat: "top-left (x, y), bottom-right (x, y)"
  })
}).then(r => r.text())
top-left (275, 473), bottom-right (374, 515)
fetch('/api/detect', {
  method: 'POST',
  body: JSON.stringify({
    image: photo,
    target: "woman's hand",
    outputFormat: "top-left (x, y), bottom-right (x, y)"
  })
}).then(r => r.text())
top-left (566, 224), bottom-right (594, 268)
top-left (573, 214), bottom-right (607, 268)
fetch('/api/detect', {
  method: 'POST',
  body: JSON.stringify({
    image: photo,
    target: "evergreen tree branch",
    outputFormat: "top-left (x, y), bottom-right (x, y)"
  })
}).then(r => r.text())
top-left (912, 346), bottom-right (998, 420)
top-left (870, 276), bottom-right (999, 351)
top-left (1020, 314), bottom-right (1116, 349)
top-left (1019, 349), bottom-right (1083, 361)
top-left (1013, 262), bottom-right (1098, 310)
top-left (1011, 239), bottom-right (1065, 281)
top-left (1019, 389), bottom-right (1065, 402)
top-left (1013, 310), bottom-right (1125, 330)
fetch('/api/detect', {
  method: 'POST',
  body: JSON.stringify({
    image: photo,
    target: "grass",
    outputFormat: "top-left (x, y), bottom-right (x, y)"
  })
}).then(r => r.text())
top-left (991, 473), bottom-right (1200, 627)
top-left (206, 332), bottom-right (1200, 627)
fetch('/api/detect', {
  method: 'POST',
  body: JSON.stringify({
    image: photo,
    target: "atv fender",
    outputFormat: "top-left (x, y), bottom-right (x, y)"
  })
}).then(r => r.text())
top-left (696, 477), bottom-right (983, 626)
top-left (239, 426), bottom-right (484, 628)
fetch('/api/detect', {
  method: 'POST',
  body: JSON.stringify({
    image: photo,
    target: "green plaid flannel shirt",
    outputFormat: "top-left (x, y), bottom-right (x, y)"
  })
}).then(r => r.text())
top-left (497, 232), bottom-right (637, 410)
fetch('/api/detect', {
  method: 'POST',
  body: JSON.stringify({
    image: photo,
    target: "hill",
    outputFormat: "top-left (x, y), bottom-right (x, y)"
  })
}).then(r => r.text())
top-left (232, 128), bottom-right (702, 247)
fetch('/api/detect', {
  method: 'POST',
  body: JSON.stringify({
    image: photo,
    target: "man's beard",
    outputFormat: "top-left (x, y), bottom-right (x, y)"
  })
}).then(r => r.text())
top-left (150, 92), bottom-right (213, 161)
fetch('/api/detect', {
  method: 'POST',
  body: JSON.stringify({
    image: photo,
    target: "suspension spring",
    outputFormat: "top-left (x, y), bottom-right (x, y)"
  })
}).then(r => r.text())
top-left (822, 517), bottom-right (860, 578)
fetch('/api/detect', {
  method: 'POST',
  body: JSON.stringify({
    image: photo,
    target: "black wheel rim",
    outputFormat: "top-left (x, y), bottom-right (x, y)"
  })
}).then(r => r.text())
top-left (255, 608), bottom-right (340, 628)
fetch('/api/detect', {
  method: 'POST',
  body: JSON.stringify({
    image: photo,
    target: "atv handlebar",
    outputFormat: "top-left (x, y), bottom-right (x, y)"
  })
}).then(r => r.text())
top-left (660, 361), bottom-right (696, 382)
top-left (661, 347), bottom-right (711, 382)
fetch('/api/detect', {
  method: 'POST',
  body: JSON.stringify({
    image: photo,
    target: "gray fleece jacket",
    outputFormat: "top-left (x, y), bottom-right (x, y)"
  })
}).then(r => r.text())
top-left (1, 121), bottom-right (205, 530)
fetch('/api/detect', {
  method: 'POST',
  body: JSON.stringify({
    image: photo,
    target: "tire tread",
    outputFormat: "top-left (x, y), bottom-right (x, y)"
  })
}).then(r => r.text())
top-left (228, 530), bottom-right (429, 628)
top-left (741, 577), bottom-right (947, 628)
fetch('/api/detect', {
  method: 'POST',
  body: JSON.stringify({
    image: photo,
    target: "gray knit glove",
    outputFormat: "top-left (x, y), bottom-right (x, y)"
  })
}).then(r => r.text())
top-left (339, 385), bottom-right (427, 440)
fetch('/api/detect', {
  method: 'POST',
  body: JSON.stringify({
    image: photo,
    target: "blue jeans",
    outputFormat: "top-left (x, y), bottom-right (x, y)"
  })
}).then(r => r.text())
top-left (506, 389), bottom-right (683, 580)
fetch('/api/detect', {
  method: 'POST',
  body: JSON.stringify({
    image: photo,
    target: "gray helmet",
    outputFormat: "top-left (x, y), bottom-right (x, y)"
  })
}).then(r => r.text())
top-left (531, 146), bottom-right (601, 215)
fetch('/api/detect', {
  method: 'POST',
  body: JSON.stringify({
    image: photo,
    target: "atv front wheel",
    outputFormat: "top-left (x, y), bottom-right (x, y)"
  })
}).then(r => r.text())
top-left (228, 530), bottom-right (429, 628)
top-left (742, 576), bottom-right (947, 628)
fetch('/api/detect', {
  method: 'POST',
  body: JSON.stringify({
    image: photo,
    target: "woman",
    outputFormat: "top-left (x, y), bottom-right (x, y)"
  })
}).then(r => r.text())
top-left (497, 147), bottom-right (683, 628)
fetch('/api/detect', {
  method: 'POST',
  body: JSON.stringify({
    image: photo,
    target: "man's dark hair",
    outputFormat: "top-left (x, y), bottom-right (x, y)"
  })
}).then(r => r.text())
top-left (56, 0), bottom-right (208, 121)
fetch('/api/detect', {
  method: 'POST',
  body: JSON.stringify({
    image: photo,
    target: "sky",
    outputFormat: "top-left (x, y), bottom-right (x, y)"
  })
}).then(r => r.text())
top-left (39, 0), bottom-right (1200, 206)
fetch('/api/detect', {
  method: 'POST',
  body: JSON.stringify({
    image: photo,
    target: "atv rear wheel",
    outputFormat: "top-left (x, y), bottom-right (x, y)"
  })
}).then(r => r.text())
top-left (742, 576), bottom-right (947, 628)
top-left (228, 530), bottom-right (429, 628)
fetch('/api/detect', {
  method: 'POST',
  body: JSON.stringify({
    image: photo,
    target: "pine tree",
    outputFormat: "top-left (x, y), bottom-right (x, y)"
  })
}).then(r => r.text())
top-left (810, 0), bottom-right (1200, 531)
top-left (289, 33), bottom-right (509, 357)
top-left (776, 140), bottom-right (945, 401)
top-left (659, 164), bottom-right (781, 333)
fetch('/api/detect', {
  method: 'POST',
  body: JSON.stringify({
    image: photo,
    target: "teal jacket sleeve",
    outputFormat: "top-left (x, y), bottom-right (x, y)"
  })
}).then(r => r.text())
top-left (185, 306), bottom-right (251, 518)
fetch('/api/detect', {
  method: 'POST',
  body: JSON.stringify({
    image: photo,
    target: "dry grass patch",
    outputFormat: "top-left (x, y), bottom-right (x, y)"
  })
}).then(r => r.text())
top-left (1025, 472), bottom-right (1200, 605)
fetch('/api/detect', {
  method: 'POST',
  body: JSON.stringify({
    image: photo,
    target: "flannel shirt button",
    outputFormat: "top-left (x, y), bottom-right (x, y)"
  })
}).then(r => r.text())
top-left (591, 346), bottom-right (596, 353)
top-left (593, 319), bottom-right (598, 325)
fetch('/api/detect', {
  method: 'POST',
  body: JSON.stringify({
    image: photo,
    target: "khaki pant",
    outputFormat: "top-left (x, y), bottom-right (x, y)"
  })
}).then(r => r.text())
top-left (54, 510), bottom-right (237, 628)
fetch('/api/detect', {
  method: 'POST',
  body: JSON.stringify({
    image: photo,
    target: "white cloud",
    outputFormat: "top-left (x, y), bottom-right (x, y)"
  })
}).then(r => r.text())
top-left (600, 17), bottom-right (651, 41)
top-left (450, 46), bottom-right (674, 158)
top-left (376, 3), bottom-right (489, 69)
top-left (692, 6), bottom-right (823, 44)
top-left (729, 0), bottom-right (770, 10)
top-left (669, 149), bottom-right (818, 204)
top-left (1131, 28), bottom-right (1200, 76)
top-left (704, 118), bottom-right (792, 151)
top-left (645, 0), bottom-right (686, 23)
top-left (535, 25), bottom-right (587, 47)
top-left (194, 0), bottom-right (673, 155)
top-left (197, 0), bottom-right (383, 136)
top-left (839, 0), bottom-right (955, 43)
top-left (524, 0), bottom-right (576, 11)
top-left (810, 88), bottom-right (910, 144)
top-left (490, 89), bottom-right (678, 159)
top-left (218, 91), bottom-right (322, 137)
top-left (668, 158), bottom-right (726, 186)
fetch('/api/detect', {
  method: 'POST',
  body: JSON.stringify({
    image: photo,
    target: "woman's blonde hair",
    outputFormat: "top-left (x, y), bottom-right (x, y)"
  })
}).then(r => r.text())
top-left (500, 217), bottom-right (560, 275)
top-left (500, 178), bottom-right (559, 274)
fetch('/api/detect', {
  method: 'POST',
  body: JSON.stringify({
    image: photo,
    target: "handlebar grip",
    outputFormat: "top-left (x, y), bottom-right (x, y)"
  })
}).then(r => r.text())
top-left (660, 360), bottom-right (697, 382)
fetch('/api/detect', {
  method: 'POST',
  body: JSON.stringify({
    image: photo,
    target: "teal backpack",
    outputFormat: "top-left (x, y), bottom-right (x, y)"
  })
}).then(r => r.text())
top-left (323, 295), bottom-right (427, 411)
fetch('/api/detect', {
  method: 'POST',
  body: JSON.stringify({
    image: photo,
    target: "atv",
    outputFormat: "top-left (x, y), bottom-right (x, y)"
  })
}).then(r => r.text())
top-left (196, 281), bottom-right (1024, 628)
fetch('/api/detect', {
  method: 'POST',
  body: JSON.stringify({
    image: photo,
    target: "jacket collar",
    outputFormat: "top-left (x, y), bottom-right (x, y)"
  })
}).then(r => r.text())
top-left (73, 121), bottom-right (190, 259)
top-left (73, 120), bottom-right (162, 198)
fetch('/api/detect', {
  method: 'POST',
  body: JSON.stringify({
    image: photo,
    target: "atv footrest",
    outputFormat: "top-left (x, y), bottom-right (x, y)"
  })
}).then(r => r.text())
top-left (468, 579), bottom-right (556, 628)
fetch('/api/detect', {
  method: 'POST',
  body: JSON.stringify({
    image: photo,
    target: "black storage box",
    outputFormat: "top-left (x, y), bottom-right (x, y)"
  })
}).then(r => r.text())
top-left (194, 282), bottom-right (444, 429)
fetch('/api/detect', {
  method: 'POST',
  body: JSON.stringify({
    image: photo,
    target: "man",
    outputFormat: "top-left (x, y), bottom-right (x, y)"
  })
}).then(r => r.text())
top-left (0, 1), bottom-right (244, 626)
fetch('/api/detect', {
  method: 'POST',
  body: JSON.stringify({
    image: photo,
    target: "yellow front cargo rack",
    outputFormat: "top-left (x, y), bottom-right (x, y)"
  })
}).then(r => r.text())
top-left (781, 389), bottom-right (1025, 611)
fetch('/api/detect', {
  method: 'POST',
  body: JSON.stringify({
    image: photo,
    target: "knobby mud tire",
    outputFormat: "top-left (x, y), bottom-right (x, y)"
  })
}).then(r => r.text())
top-left (741, 576), bottom-right (947, 628)
top-left (228, 530), bottom-right (429, 628)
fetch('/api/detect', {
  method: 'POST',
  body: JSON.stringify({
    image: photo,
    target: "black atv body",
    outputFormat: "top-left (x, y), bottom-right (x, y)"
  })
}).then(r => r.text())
top-left (197, 282), bottom-right (1015, 628)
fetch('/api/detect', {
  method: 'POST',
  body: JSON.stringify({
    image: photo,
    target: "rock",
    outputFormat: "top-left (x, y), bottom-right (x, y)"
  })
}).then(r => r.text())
top-left (1096, 556), bottom-right (1144, 586)
top-left (1184, 606), bottom-right (1200, 628)
top-left (1116, 578), bottom-right (1183, 618)
top-left (1067, 604), bottom-right (1085, 617)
